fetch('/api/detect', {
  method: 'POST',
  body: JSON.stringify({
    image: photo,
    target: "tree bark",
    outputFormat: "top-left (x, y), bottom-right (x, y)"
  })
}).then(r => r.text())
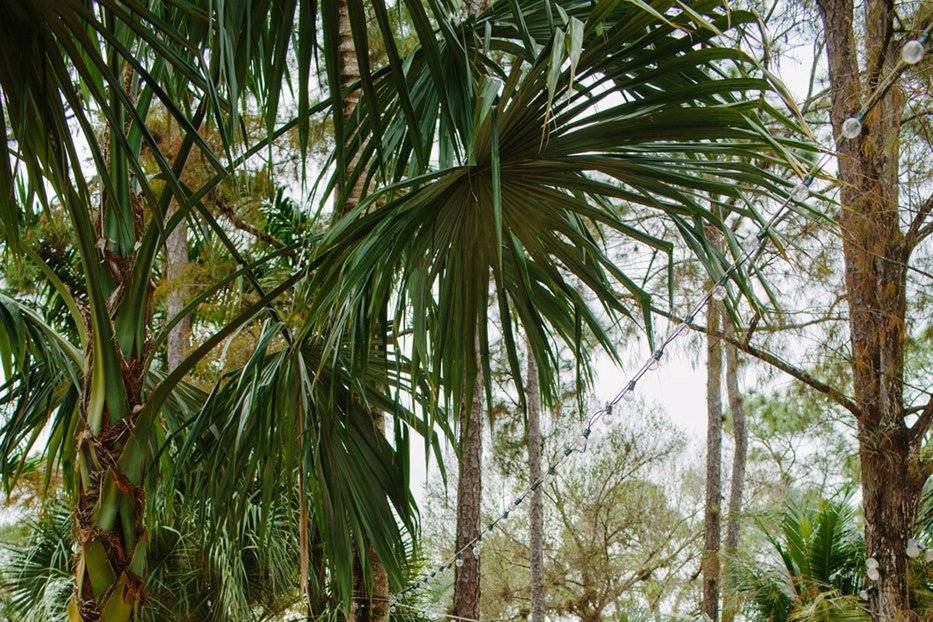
top-left (525, 346), bottom-right (546, 622)
top-left (452, 1), bottom-right (490, 617)
top-left (453, 360), bottom-right (484, 621)
top-left (165, 205), bottom-right (190, 372)
top-left (815, 0), bottom-right (928, 618)
top-left (702, 300), bottom-right (723, 621)
top-left (724, 322), bottom-right (746, 554)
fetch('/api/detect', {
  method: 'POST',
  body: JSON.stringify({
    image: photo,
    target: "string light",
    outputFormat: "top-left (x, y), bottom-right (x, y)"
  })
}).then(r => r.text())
top-left (791, 181), bottom-right (810, 201)
top-left (901, 33), bottom-right (927, 64)
top-left (841, 114), bottom-right (863, 140)
top-left (389, 25), bottom-right (931, 609)
top-left (906, 539), bottom-right (921, 559)
top-left (711, 283), bottom-right (728, 302)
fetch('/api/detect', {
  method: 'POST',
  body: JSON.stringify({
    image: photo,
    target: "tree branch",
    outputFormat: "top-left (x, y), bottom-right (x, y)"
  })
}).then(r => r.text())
top-left (652, 307), bottom-right (863, 418)
top-left (905, 194), bottom-right (933, 251)
top-left (909, 394), bottom-right (933, 449)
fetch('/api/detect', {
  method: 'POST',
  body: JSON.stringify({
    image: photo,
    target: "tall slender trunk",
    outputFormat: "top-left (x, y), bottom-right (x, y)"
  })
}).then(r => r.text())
top-left (724, 323), bottom-right (746, 553)
top-left (702, 300), bottom-right (723, 621)
top-left (525, 346), bottom-right (546, 622)
top-left (815, 0), bottom-right (929, 618)
top-left (165, 205), bottom-right (189, 373)
top-left (452, 0), bottom-right (490, 617)
top-left (453, 360), bottom-right (484, 620)
top-left (720, 322), bottom-right (747, 622)
top-left (335, 3), bottom-right (388, 619)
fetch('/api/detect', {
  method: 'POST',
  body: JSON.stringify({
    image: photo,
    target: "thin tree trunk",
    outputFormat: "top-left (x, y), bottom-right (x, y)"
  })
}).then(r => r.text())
top-left (165, 205), bottom-right (190, 373)
top-left (525, 346), bottom-right (546, 622)
top-left (335, 3), bottom-right (388, 619)
top-left (720, 322), bottom-right (746, 622)
top-left (702, 300), bottom-right (723, 621)
top-left (453, 359), bottom-right (484, 621)
top-left (815, 0), bottom-right (928, 618)
top-left (724, 322), bottom-right (746, 554)
top-left (452, 0), bottom-right (490, 616)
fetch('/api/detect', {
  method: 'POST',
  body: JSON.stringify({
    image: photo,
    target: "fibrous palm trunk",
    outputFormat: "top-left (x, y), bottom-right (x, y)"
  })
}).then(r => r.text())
top-left (815, 0), bottom-right (929, 618)
top-left (702, 300), bottom-right (723, 621)
top-left (525, 346), bottom-right (546, 622)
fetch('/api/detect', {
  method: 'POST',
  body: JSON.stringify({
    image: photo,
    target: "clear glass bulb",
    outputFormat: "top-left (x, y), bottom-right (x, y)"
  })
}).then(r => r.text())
top-left (622, 389), bottom-right (635, 402)
top-left (866, 557), bottom-right (879, 569)
top-left (867, 566), bottom-right (880, 581)
top-left (907, 539), bottom-right (921, 558)
top-left (455, 557), bottom-right (464, 568)
top-left (711, 284), bottom-right (727, 302)
top-left (902, 39), bottom-right (925, 64)
top-left (926, 548), bottom-right (933, 562)
top-left (791, 182), bottom-right (809, 201)
top-left (859, 590), bottom-right (868, 601)
top-left (471, 545), bottom-right (481, 558)
top-left (841, 116), bottom-right (862, 139)
top-left (390, 605), bottom-right (397, 613)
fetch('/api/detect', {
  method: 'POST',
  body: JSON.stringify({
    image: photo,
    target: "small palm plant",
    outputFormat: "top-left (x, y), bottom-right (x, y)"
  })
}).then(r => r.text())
top-left (733, 498), bottom-right (869, 622)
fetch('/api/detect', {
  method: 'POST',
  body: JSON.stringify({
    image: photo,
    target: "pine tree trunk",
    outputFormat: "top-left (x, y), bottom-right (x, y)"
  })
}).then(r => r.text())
top-left (453, 360), bottom-right (484, 621)
top-left (452, 0), bottom-right (490, 617)
top-left (702, 300), bottom-right (723, 621)
top-left (815, 0), bottom-right (929, 618)
top-left (525, 346), bottom-right (546, 622)
top-left (724, 323), bottom-right (746, 554)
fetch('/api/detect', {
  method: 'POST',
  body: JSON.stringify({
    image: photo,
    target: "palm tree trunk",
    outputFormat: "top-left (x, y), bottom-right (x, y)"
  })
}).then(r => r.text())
top-left (702, 299), bottom-right (723, 621)
top-left (525, 346), bottom-right (546, 622)
top-left (453, 361), bottom-right (484, 620)
top-left (815, 0), bottom-right (928, 618)
top-left (724, 323), bottom-right (746, 553)
top-left (335, 3), bottom-right (388, 619)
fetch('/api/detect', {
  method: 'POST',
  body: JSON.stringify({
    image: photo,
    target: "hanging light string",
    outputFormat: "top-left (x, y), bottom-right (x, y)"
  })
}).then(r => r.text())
top-left (387, 29), bottom-right (928, 611)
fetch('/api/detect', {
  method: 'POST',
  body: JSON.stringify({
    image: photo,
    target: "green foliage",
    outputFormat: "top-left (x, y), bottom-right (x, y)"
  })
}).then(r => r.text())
top-left (733, 498), bottom-right (869, 622)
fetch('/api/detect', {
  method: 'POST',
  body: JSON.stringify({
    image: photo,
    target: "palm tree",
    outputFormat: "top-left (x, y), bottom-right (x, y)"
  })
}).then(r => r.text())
top-left (733, 498), bottom-right (870, 622)
top-left (0, 1), bottom-right (810, 620)
top-left (307, 0), bottom-right (811, 617)
top-left (0, 2), bottom-right (468, 618)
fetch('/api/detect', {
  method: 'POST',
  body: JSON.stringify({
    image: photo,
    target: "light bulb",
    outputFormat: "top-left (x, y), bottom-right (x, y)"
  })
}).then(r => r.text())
top-left (859, 590), bottom-right (868, 601)
top-left (390, 605), bottom-right (397, 613)
top-left (472, 545), bottom-right (481, 558)
top-left (902, 39), bottom-right (925, 64)
top-left (455, 557), bottom-right (464, 568)
top-left (926, 548), bottom-right (933, 562)
top-left (867, 566), bottom-right (880, 581)
top-left (791, 182), bottom-right (810, 201)
top-left (841, 116), bottom-right (862, 140)
top-left (866, 557), bottom-right (879, 569)
top-left (906, 539), bottom-right (921, 559)
top-left (711, 284), bottom-right (727, 302)
top-left (648, 358), bottom-right (660, 371)
top-left (622, 389), bottom-right (635, 402)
